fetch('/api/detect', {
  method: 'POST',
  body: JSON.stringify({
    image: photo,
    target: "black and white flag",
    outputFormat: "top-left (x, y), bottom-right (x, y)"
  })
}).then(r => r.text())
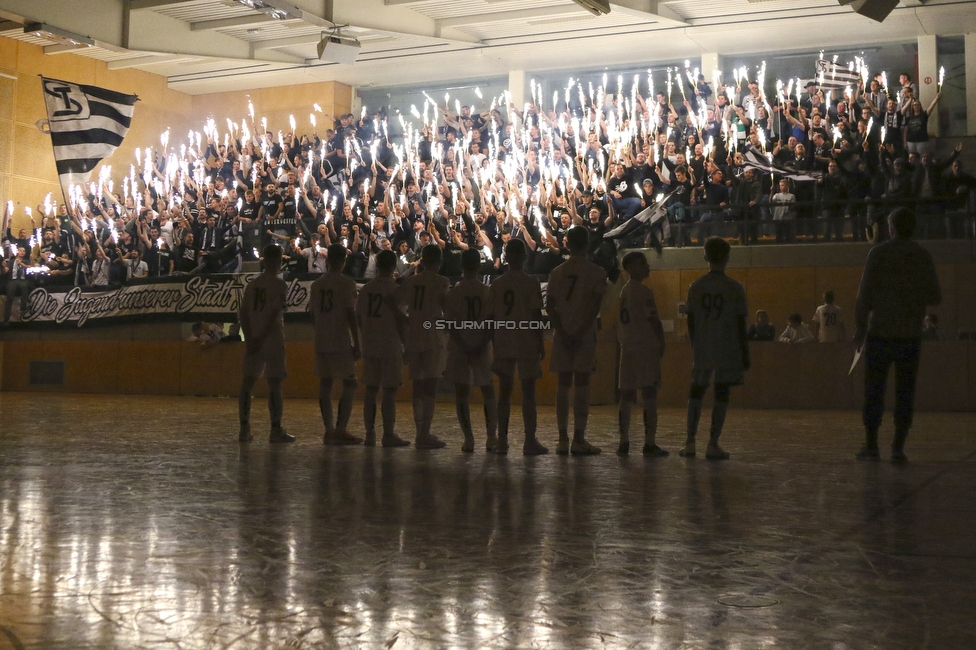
top-left (40, 76), bottom-right (138, 191)
top-left (741, 150), bottom-right (819, 182)
top-left (604, 191), bottom-right (672, 240)
top-left (814, 59), bottom-right (861, 90)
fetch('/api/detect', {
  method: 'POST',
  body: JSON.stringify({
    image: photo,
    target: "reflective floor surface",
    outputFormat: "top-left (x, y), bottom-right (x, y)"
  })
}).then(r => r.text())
top-left (0, 393), bottom-right (974, 649)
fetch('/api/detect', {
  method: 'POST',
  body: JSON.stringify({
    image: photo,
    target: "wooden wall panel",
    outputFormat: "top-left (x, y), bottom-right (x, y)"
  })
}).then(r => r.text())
top-left (954, 265), bottom-right (976, 334)
top-left (591, 335), bottom-right (618, 406)
top-left (735, 342), bottom-right (765, 410)
top-left (281, 342), bottom-right (317, 400)
top-left (757, 343), bottom-right (855, 410)
top-left (117, 342), bottom-right (181, 396)
top-left (179, 342), bottom-right (226, 397)
top-left (658, 345), bottom-right (693, 408)
top-left (219, 343), bottom-right (246, 398)
top-left (931, 265), bottom-right (958, 339)
top-left (969, 342), bottom-right (976, 411)
top-left (1, 340), bottom-right (31, 391)
top-left (1, 338), bottom-right (972, 411)
top-left (190, 82), bottom-right (353, 143)
top-left (645, 270), bottom-right (682, 324)
top-left (744, 267), bottom-right (818, 335)
top-left (915, 342), bottom-right (970, 411)
top-left (63, 341), bottom-right (119, 393)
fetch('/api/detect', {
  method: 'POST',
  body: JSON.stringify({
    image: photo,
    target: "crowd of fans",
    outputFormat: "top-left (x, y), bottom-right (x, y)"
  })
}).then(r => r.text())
top-left (3, 59), bottom-right (976, 319)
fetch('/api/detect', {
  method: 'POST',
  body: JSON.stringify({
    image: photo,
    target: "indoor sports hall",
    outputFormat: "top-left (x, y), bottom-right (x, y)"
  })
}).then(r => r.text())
top-left (1, 0), bottom-right (975, 647)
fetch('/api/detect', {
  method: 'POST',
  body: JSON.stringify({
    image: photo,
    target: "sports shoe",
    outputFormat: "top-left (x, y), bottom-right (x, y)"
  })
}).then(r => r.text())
top-left (364, 431), bottom-right (377, 447)
top-left (555, 439), bottom-right (570, 456)
top-left (523, 438), bottom-right (549, 456)
top-left (415, 435), bottom-right (447, 450)
top-left (616, 441), bottom-right (630, 456)
top-left (485, 435), bottom-right (498, 453)
top-left (461, 437), bottom-right (475, 453)
top-left (269, 425), bottom-right (295, 443)
top-left (855, 445), bottom-right (880, 460)
top-left (491, 443), bottom-right (509, 455)
top-left (643, 444), bottom-right (669, 457)
top-left (705, 443), bottom-right (730, 460)
top-left (891, 448), bottom-right (908, 463)
top-left (570, 440), bottom-right (601, 455)
top-left (679, 442), bottom-right (696, 457)
top-left (324, 430), bottom-right (362, 446)
top-left (381, 433), bottom-right (411, 448)
top-left (238, 423), bottom-right (252, 443)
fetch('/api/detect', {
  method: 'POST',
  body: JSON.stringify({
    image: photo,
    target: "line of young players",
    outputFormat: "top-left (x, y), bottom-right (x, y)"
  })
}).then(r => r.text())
top-left (237, 231), bottom-right (750, 460)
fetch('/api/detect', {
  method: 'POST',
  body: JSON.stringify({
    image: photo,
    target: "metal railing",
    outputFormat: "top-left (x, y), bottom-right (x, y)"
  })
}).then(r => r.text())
top-left (630, 195), bottom-right (976, 248)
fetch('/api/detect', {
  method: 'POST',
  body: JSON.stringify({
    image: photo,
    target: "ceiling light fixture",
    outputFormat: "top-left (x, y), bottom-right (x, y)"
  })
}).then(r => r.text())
top-left (24, 23), bottom-right (94, 47)
top-left (230, 0), bottom-right (301, 21)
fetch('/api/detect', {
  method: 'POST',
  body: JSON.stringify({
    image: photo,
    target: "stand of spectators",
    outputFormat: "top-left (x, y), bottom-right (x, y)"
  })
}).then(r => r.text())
top-left (1, 59), bottom-right (974, 324)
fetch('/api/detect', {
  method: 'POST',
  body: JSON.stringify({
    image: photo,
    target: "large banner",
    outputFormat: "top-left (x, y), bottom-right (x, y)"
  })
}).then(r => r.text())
top-left (23, 275), bottom-right (307, 328)
top-left (21, 274), bottom-right (549, 328)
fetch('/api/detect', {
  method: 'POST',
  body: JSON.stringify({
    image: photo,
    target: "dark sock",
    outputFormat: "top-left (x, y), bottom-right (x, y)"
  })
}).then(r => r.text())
top-left (866, 427), bottom-right (879, 449)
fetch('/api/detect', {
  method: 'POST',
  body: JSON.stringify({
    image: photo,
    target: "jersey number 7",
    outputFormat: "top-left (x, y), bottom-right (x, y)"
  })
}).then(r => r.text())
top-left (565, 275), bottom-right (579, 300)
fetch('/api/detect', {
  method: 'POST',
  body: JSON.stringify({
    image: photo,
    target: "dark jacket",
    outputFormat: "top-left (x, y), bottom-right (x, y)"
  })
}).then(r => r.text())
top-left (854, 237), bottom-right (941, 340)
top-left (910, 149), bottom-right (959, 198)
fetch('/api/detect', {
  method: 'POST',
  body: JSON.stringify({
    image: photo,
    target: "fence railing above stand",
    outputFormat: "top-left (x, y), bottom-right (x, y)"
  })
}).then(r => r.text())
top-left (617, 194), bottom-right (976, 249)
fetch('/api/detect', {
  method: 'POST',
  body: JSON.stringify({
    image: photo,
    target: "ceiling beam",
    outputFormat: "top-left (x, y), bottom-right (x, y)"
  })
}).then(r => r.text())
top-left (190, 15), bottom-right (276, 31)
top-left (375, 25), bottom-right (480, 46)
top-left (43, 43), bottom-right (92, 54)
top-left (436, 6), bottom-right (586, 29)
top-left (333, 0), bottom-right (482, 46)
top-left (107, 53), bottom-right (195, 69)
top-left (251, 33), bottom-right (320, 50)
top-left (609, 0), bottom-right (688, 26)
top-left (129, 0), bottom-right (196, 9)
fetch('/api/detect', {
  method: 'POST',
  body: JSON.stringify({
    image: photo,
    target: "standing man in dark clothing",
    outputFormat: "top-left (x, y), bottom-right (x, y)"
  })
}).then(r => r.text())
top-left (853, 208), bottom-right (941, 462)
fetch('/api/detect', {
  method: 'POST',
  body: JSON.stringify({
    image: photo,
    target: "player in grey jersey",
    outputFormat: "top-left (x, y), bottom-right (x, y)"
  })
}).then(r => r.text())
top-left (681, 238), bottom-right (750, 460)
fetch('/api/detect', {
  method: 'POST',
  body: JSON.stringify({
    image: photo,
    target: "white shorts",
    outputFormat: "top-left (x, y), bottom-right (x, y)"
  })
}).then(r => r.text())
top-left (549, 331), bottom-right (597, 374)
top-left (691, 367), bottom-right (744, 387)
top-left (492, 357), bottom-right (542, 381)
top-left (315, 348), bottom-right (356, 380)
top-left (618, 348), bottom-right (661, 391)
top-left (444, 341), bottom-right (493, 386)
top-left (362, 355), bottom-right (403, 388)
top-left (242, 341), bottom-right (287, 380)
top-left (406, 347), bottom-right (446, 381)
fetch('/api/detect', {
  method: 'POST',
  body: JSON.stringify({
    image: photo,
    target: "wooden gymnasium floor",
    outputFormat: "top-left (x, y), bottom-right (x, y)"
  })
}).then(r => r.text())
top-left (0, 393), bottom-right (974, 649)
